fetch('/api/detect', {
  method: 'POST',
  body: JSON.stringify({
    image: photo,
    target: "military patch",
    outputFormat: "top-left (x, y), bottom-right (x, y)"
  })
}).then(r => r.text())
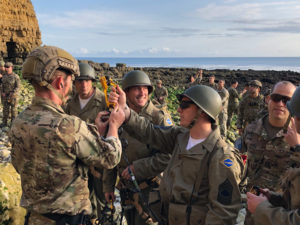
top-left (223, 158), bottom-right (233, 168)
top-left (217, 178), bottom-right (233, 205)
top-left (166, 118), bottom-right (173, 126)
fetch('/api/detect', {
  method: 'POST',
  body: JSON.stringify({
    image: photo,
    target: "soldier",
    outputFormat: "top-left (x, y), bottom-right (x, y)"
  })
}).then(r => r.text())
top-left (9, 46), bottom-right (124, 225)
top-left (110, 84), bottom-right (245, 225)
top-left (187, 69), bottom-right (203, 88)
top-left (247, 85), bottom-right (300, 225)
top-left (242, 81), bottom-right (298, 225)
top-left (237, 80), bottom-right (264, 134)
top-left (103, 70), bottom-right (173, 225)
top-left (1, 62), bottom-right (21, 127)
top-left (153, 79), bottom-right (168, 106)
top-left (65, 63), bottom-right (108, 223)
top-left (217, 79), bottom-right (229, 137)
top-left (206, 74), bottom-right (218, 90)
top-left (0, 61), bottom-right (5, 104)
top-left (227, 80), bottom-right (240, 128)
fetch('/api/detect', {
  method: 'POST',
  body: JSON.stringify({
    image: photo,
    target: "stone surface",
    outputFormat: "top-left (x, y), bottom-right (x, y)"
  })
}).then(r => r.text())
top-left (0, 0), bottom-right (42, 64)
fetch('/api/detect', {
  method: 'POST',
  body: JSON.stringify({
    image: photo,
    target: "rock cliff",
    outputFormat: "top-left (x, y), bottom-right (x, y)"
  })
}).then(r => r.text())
top-left (0, 0), bottom-right (41, 64)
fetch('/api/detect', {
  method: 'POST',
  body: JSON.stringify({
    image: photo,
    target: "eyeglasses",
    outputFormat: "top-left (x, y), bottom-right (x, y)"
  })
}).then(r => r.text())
top-left (270, 93), bottom-right (291, 105)
top-left (179, 101), bottom-right (194, 109)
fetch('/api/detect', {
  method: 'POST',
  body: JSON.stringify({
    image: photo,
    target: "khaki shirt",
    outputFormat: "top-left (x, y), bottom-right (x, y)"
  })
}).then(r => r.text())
top-left (103, 100), bottom-right (173, 193)
top-left (9, 97), bottom-right (121, 215)
top-left (65, 88), bottom-right (107, 123)
top-left (124, 110), bottom-right (244, 225)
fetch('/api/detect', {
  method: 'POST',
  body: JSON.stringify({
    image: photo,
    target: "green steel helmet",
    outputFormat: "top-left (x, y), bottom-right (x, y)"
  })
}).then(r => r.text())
top-left (287, 86), bottom-right (300, 117)
top-left (122, 70), bottom-right (153, 93)
top-left (22, 45), bottom-right (79, 84)
top-left (249, 80), bottom-right (262, 88)
top-left (178, 85), bottom-right (222, 121)
top-left (76, 63), bottom-right (96, 81)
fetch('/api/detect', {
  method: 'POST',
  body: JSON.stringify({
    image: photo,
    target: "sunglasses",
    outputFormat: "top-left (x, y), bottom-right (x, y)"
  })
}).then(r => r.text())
top-left (270, 93), bottom-right (291, 104)
top-left (4, 66), bottom-right (10, 68)
top-left (179, 101), bottom-right (194, 109)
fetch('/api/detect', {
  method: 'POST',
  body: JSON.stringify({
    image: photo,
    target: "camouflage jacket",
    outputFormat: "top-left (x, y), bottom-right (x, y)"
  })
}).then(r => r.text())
top-left (9, 97), bottom-right (121, 215)
top-left (242, 115), bottom-right (300, 191)
top-left (153, 86), bottom-right (168, 104)
top-left (102, 100), bottom-right (173, 193)
top-left (1, 72), bottom-right (20, 97)
top-left (217, 87), bottom-right (229, 113)
top-left (206, 82), bottom-right (218, 90)
top-left (65, 87), bottom-right (107, 123)
top-left (228, 87), bottom-right (240, 107)
top-left (237, 94), bottom-right (264, 129)
top-left (124, 111), bottom-right (245, 225)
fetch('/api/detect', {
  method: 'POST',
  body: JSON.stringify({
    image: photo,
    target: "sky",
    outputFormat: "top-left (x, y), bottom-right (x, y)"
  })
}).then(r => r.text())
top-left (31, 0), bottom-right (300, 57)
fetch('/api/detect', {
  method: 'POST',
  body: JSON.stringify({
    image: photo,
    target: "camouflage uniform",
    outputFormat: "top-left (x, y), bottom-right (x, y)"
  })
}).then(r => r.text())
top-left (65, 87), bottom-right (108, 220)
top-left (205, 82), bottom-right (218, 90)
top-left (242, 115), bottom-right (300, 191)
top-left (227, 87), bottom-right (240, 127)
top-left (217, 87), bottom-right (229, 137)
top-left (253, 167), bottom-right (300, 225)
top-left (103, 100), bottom-right (173, 225)
top-left (9, 96), bottom-right (122, 224)
top-left (237, 94), bottom-right (264, 130)
top-left (153, 86), bottom-right (168, 105)
top-left (123, 110), bottom-right (245, 225)
top-left (1, 71), bottom-right (20, 125)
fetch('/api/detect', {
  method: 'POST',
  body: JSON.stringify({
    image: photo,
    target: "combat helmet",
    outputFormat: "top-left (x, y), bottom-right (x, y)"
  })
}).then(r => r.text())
top-left (76, 63), bottom-right (96, 81)
top-left (122, 70), bottom-right (153, 93)
top-left (249, 80), bottom-right (262, 88)
top-left (178, 85), bottom-right (222, 121)
top-left (22, 45), bottom-right (79, 84)
top-left (287, 86), bottom-right (300, 117)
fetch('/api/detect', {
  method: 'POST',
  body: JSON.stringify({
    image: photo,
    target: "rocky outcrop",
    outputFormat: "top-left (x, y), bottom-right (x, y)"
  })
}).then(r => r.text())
top-left (0, 0), bottom-right (42, 64)
top-left (81, 60), bottom-right (300, 93)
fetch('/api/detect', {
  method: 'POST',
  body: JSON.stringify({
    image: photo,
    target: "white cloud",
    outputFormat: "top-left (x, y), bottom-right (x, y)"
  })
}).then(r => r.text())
top-left (79, 48), bottom-right (89, 54)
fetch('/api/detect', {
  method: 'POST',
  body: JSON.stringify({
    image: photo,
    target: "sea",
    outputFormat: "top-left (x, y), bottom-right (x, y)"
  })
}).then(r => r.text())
top-left (77, 57), bottom-right (300, 72)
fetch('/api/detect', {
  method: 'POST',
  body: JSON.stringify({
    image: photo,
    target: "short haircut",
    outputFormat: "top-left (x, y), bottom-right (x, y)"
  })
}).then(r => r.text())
top-left (271, 81), bottom-right (296, 93)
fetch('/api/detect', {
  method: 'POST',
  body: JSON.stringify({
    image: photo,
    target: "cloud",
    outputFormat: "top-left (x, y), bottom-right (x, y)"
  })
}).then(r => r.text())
top-left (36, 10), bottom-right (148, 29)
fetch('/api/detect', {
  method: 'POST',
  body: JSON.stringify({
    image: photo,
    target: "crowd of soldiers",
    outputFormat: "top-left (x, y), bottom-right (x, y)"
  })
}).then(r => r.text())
top-left (5, 45), bottom-right (300, 225)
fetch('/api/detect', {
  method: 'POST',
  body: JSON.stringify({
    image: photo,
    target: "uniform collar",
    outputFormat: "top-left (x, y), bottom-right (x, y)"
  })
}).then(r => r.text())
top-left (32, 96), bottom-right (65, 114)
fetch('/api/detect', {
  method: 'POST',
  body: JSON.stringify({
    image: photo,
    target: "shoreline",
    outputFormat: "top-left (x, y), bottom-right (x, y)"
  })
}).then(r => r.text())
top-left (79, 59), bottom-right (300, 91)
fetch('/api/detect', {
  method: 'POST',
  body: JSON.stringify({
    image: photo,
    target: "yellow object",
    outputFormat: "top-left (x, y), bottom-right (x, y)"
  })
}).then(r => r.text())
top-left (99, 76), bottom-right (117, 109)
top-left (0, 162), bottom-right (26, 225)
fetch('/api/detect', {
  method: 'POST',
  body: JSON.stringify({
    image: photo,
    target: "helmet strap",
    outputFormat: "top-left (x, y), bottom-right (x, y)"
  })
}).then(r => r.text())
top-left (188, 109), bottom-right (203, 129)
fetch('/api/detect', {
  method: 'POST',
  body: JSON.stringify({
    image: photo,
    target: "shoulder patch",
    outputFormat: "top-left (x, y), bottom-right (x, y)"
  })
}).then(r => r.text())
top-left (166, 118), bottom-right (173, 126)
top-left (222, 158), bottom-right (233, 168)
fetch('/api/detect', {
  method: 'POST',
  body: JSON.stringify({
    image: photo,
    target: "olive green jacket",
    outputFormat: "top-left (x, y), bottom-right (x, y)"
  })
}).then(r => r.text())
top-left (124, 110), bottom-right (245, 225)
top-left (65, 88), bottom-right (107, 123)
top-left (102, 100), bottom-right (173, 193)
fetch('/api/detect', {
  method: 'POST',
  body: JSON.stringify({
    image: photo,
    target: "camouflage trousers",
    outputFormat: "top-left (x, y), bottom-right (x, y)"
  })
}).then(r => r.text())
top-left (218, 111), bottom-right (228, 138)
top-left (2, 98), bottom-right (18, 125)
